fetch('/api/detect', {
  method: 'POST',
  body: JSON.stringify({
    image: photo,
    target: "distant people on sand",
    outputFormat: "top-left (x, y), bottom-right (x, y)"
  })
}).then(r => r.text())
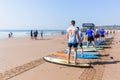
top-left (105, 30), bottom-right (109, 37)
top-left (30, 30), bottom-right (33, 40)
top-left (34, 30), bottom-right (38, 40)
top-left (40, 31), bottom-right (43, 39)
top-left (110, 31), bottom-right (112, 34)
top-left (8, 32), bottom-right (13, 38)
top-left (113, 30), bottom-right (115, 34)
top-left (61, 31), bottom-right (65, 35)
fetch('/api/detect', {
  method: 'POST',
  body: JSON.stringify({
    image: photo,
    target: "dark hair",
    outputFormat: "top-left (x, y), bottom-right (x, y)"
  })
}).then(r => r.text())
top-left (76, 27), bottom-right (79, 30)
top-left (71, 20), bottom-right (75, 25)
top-left (89, 27), bottom-right (92, 29)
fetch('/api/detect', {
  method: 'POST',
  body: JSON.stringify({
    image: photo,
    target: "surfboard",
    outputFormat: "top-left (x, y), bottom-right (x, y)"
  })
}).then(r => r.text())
top-left (83, 40), bottom-right (112, 46)
top-left (43, 57), bottom-right (91, 68)
top-left (75, 55), bottom-right (99, 59)
top-left (65, 48), bottom-right (96, 52)
top-left (95, 45), bottom-right (111, 48)
top-left (53, 52), bottom-right (99, 59)
top-left (80, 45), bottom-right (111, 49)
top-left (77, 46), bottom-right (103, 50)
top-left (64, 50), bottom-right (100, 56)
top-left (106, 36), bottom-right (113, 39)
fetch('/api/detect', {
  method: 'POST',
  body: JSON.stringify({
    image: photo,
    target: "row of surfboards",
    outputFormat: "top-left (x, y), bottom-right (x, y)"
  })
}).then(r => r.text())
top-left (43, 37), bottom-right (113, 68)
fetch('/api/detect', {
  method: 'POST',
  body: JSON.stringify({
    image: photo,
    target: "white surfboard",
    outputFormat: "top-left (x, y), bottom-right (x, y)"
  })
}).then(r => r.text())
top-left (43, 57), bottom-right (91, 68)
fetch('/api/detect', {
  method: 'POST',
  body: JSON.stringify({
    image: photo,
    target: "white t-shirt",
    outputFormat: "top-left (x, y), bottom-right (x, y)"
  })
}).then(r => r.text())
top-left (78, 30), bottom-right (84, 43)
top-left (67, 26), bottom-right (78, 43)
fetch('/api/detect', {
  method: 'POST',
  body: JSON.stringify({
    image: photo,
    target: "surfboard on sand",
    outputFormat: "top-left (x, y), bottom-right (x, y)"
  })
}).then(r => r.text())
top-left (81, 45), bottom-right (111, 50)
top-left (53, 52), bottom-right (99, 59)
top-left (43, 57), bottom-right (91, 68)
top-left (77, 46), bottom-right (103, 50)
top-left (64, 50), bottom-right (100, 56)
top-left (66, 48), bottom-right (97, 52)
top-left (95, 45), bottom-right (111, 48)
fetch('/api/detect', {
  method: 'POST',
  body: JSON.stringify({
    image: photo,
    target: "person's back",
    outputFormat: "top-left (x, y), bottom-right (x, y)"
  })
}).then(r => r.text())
top-left (100, 29), bottom-right (105, 36)
top-left (99, 29), bottom-right (105, 40)
top-left (86, 29), bottom-right (94, 37)
top-left (67, 27), bottom-right (78, 43)
top-left (96, 29), bottom-right (100, 35)
top-left (66, 20), bottom-right (80, 64)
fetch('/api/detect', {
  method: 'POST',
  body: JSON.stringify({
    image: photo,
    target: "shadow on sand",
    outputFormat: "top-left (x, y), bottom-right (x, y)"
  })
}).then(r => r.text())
top-left (35, 38), bottom-right (52, 40)
top-left (90, 60), bottom-right (120, 65)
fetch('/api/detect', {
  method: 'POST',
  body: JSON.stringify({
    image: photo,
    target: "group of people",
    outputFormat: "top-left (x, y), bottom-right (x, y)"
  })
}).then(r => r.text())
top-left (30, 30), bottom-right (43, 40)
top-left (66, 20), bottom-right (109, 64)
top-left (8, 32), bottom-right (13, 38)
top-left (85, 27), bottom-right (107, 47)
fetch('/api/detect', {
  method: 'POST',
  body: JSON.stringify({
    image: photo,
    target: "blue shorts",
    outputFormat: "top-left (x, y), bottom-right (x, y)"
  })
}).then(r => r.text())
top-left (68, 43), bottom-right (78, 48)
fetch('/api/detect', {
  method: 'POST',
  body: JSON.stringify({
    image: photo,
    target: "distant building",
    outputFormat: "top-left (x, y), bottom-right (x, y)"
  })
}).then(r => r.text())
top-left (81, 23), bottom-right (95, 32)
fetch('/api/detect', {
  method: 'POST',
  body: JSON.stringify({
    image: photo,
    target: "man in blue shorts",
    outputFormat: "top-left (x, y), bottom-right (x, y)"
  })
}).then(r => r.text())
top-left (66, 20), bottom-right (80, 64)
top-left (85, 27), bottom-right (95, 47)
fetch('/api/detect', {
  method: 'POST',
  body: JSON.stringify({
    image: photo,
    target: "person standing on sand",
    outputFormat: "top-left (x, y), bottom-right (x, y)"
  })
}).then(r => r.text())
top-left (8, 33), bottom-right (11, 38)
top-left (8, 32), bottom-right (13, 38)
top-left (40, 31), bottom-right (43, 39)
top-left (85, 27), bottom-right (95, 47)
top-left (66, 20), bottom-right (80, 64)
top-left (30, 30), bottom-right (33, 40)
top-left (34, 30), bottom-right (38, 40)
top-left (94, 28), bottom-right (100, 45)
top-left (76, 27), bottom-right (84, 56)
top-left (99, 29), bottom-right (105, 40)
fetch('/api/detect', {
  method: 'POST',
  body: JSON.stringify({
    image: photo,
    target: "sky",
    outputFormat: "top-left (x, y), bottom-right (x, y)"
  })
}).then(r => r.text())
top-left (0, 0), bottom-right (120, 30)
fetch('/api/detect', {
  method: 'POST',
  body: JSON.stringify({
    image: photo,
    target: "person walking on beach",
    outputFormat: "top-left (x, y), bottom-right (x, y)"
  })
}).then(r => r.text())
top-left (34, 30), bottom-right (38, 40)
top-left (85, 27), bottom-right (95, 47)
top-left (30, 30), bottom-right (33, 40)
top-left (66, 20), bottom-right (80, 64)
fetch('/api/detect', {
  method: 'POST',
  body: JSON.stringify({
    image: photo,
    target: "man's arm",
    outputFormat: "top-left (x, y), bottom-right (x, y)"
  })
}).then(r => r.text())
top-left (66, 32), bottom-right (69, 40)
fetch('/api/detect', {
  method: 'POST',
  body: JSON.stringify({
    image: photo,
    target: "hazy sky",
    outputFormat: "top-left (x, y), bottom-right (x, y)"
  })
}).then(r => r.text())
top-left (0, 0), bottom-right (120, 30)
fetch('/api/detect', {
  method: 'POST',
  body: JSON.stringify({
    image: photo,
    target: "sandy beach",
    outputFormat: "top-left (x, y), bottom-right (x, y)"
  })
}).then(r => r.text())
top-left (0, 31), bottom-right (120, 80)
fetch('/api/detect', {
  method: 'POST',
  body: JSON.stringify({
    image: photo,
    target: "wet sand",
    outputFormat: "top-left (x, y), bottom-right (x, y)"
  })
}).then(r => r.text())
top-left (0, 31), bottom-right (120, 80)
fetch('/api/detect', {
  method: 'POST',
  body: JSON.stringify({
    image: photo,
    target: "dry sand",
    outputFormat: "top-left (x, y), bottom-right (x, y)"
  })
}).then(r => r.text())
top-left (0, 31), bottom-right (120, 80)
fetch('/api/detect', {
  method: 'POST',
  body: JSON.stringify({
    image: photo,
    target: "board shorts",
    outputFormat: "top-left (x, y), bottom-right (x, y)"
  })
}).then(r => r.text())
top-left (101, 35), bottom-right (104, 37)
top-left (34, 35), bottom-right (37, 37)
top-left (79, 42), bottom-right (83, 48)
top-left (95, 34), bottom-right (100, 38)
top-left (68, 43), bottom-right (78, 48)
top-left (88, 36), bottom-right (94, 42)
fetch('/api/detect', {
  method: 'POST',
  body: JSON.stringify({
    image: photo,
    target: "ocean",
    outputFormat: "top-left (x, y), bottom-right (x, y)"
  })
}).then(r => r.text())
top-left (0, 30), bottom-right (66, 39)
